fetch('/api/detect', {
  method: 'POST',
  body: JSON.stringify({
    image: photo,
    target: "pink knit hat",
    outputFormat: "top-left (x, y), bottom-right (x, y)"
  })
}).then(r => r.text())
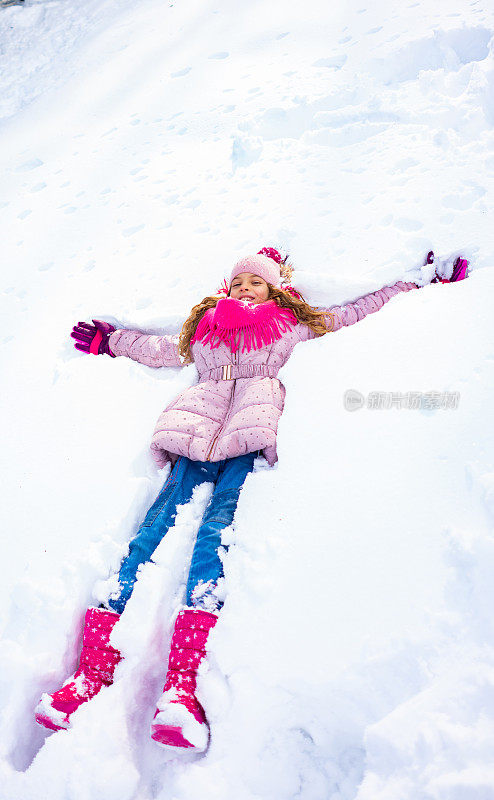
top-left (229, 252), bottom-right (281, 288)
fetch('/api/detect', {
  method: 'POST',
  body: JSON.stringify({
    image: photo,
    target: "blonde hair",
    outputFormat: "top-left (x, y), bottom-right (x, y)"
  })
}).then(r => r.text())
top-left (178, 283), bottom-right (333, 363)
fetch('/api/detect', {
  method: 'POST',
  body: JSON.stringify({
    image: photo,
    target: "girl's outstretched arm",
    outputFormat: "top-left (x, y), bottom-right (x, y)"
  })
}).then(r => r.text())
top-left (108, 329), bottom-right (183, 368)
top-left (320, 252), bottom-right (469, 332)
top-left (323, 280), bottom-right (418, 332)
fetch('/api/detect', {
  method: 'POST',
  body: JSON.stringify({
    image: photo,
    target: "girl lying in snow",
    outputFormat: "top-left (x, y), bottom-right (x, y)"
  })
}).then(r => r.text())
top-left (35, 248), bottom-right (469, 752)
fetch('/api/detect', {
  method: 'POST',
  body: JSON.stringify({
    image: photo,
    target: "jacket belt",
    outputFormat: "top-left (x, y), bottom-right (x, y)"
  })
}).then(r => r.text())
top-left (199, 364), bottom-right (279, 381)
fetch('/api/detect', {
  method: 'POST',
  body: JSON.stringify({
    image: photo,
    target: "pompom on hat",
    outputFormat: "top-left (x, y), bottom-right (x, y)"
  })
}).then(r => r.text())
top-left (257, 246), bottom-right (283, 264)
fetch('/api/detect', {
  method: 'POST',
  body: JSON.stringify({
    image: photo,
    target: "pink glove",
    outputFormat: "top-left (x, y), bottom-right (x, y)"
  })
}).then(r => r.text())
top-left (71, 320), bottom-right (116, 357)
top-left (406, 252), bottom-right (469, 286)
top-left (432, 256), bottom-right (469, 284)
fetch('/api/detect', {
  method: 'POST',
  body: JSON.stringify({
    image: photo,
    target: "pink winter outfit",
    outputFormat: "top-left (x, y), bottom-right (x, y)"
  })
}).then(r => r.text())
top-left (108, 281), bottom-right (418, 468)
top-left (37, 252), bottom-right (464, 745)
top-left (151, 608), bottom-right (217, 751)
top-left (35, 608), bottom-right (121, 731)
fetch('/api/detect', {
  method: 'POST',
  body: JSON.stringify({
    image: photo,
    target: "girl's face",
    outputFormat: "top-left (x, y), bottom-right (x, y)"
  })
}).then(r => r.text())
top-left (229, 272), bottom-right (270, 304)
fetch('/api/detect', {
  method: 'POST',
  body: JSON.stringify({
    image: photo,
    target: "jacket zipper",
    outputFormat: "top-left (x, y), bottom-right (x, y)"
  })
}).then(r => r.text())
top-left (206, 353), bottom-right (238, 462)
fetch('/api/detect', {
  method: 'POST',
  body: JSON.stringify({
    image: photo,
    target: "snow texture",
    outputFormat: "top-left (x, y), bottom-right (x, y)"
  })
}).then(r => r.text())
top-left (0, 0), bottom-right (493, 798)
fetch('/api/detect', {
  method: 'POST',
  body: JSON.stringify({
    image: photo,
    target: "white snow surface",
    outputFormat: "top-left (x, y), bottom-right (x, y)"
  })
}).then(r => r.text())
top-left (1, 0), bottom-right (494, 797)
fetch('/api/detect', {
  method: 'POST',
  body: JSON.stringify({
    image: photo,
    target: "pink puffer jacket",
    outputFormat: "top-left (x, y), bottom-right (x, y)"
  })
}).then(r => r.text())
top-left (109, 281), bottom-right (417, 468)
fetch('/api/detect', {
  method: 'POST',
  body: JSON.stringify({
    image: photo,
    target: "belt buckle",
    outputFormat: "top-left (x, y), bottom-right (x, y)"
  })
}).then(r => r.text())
top-left (221, 364), bottom-right (232, 380)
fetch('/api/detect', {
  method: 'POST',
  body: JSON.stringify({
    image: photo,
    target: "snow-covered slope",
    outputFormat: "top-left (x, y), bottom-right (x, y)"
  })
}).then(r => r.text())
top-left (1, 0), bottom-right (493, 798)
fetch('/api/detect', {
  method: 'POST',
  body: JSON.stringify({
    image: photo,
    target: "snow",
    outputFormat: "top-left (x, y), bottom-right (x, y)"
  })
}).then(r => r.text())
top-left (0, 0), bottom-right (493, 797)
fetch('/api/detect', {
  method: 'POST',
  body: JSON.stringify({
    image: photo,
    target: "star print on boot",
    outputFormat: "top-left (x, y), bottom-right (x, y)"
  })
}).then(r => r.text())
top-left (150, 608), bottom-right (217, 752)
top-left (35, 607), bottom-right (121, 731)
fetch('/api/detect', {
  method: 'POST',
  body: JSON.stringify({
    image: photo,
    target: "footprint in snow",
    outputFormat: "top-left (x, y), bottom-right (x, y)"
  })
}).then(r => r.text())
top-left (171, 67), bottom-right (191, 78)
top-left (393, 157), bottom-right (419, 170)
top-left (208, 52), bottom-right (229, 59)
top-left (15, 158), bottom-right (43, 172)
top-left (392, 217), bottom-right (424, 232)
top-left (123, 225), bottom-right (145, 237)
top-left (312, 55), bottom-right (347, 69)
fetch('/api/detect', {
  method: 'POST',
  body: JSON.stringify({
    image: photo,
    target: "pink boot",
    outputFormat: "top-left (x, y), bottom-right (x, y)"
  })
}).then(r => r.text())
top-left (35, 607), bottom-right (121, 731)
top-left (150, 608), bottom-right (217, 752)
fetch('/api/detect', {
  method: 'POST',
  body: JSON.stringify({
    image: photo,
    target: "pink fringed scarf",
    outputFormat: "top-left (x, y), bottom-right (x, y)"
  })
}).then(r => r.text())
top-left (191, 298), bottom-right (297, 353)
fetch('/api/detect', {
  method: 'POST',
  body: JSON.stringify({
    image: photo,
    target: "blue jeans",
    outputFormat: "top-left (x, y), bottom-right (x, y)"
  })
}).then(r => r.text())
top-left (107, 453), bottom-right (256, 615)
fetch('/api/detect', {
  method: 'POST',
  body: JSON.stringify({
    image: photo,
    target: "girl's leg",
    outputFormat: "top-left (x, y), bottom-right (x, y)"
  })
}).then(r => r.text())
top-left (35, 456), bottom-right (217, 732)
top-left (108, 456), bottom-right (217, 614)
top-left (151, 452), bottom-right (257, 751)
top-left (185, 452), bottom-right (256, 611)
